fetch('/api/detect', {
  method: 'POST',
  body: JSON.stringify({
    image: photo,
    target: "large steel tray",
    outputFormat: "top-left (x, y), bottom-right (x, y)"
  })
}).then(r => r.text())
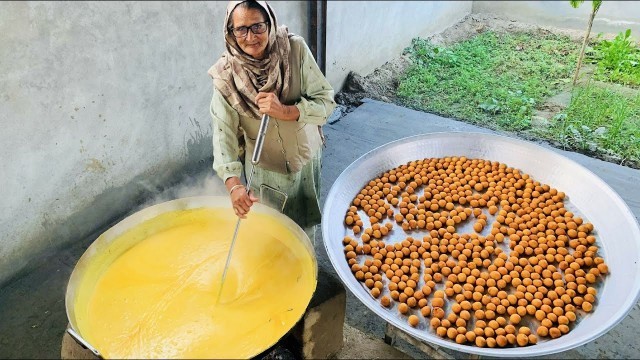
top-left (322, 132), bottom-right (640, 357)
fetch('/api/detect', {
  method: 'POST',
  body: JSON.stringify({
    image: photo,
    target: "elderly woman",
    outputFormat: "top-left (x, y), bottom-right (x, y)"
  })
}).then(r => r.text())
top-left (208, 0), bottom-right (336, 241)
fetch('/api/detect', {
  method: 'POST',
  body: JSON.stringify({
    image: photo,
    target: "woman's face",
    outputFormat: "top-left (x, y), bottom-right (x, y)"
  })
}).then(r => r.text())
top-left (230, 7), bottom-right (269, 59)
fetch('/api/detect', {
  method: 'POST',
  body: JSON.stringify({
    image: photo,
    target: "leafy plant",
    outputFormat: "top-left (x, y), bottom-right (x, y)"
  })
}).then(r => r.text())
top-left (479, 91), bottom-right (536, 129)
top-left (479, 99), bottom-right (501, 114)
top-left (589, 29), bottom-right (640, 86)
top-left (548, 84), bottom-right (640, 164)
top-left (569, 0), bottom-right (603, 85)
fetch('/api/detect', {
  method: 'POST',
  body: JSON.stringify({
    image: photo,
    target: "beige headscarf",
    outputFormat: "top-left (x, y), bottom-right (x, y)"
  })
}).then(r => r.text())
top-left (208, 0), bottom-right (291, 118)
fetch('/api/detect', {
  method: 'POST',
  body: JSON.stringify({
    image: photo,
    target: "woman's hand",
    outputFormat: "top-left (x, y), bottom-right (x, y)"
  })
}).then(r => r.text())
top-left (255, 92), bottom-right (300, 121)
top-left (230, 187), bottom-right (259, 218)
top-left (226, 177), bottom-right (259, 218)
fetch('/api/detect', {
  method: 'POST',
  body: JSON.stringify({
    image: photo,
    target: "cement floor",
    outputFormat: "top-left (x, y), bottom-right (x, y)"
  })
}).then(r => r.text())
top-left (1, 99), bottom-right (639, 359)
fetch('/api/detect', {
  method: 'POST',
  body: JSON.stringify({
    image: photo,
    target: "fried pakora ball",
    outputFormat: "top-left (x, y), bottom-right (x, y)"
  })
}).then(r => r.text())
top-left (342, 156), bottom-right (608, 348)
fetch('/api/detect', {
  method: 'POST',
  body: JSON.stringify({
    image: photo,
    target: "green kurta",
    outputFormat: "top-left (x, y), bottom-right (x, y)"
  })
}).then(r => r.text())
top-left (210, 35), bottom-right (336, 239)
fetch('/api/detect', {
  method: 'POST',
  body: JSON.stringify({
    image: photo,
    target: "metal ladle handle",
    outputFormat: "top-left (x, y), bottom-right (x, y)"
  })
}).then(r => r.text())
top-left (216, 114), bottom-right (269, 305)
top-left (251, 114), bottom-right (270, 165)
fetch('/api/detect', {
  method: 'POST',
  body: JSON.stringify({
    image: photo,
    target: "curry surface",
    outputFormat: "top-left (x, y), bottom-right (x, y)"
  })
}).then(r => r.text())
top-left (73, 208), bottom-right (316, 359)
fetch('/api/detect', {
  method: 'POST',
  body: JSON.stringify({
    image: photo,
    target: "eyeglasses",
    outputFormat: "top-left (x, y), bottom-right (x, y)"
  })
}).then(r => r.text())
top-left (229, 21), bottom-right (269, 38)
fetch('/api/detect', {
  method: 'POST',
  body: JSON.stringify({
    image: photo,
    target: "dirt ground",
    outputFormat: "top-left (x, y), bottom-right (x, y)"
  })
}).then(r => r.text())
top-left (334, 13), bottom-right (637, 168)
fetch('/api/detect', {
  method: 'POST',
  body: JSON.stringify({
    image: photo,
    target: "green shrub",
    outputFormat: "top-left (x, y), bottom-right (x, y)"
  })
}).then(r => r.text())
top-left (589, 29), bottom-right (640, 87)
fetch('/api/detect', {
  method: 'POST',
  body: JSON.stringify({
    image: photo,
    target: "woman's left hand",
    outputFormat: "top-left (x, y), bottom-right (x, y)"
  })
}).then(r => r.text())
top-left (255, 92), bottom-right (300, 121)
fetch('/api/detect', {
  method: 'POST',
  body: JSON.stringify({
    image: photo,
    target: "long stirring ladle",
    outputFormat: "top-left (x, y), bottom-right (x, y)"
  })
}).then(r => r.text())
top-left (216, 114), bottom-right (270, 304)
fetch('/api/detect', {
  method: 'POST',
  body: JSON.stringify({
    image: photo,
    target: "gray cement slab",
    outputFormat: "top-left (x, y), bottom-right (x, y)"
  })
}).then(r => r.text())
top-left (319, 98), bottom-right (640, 359)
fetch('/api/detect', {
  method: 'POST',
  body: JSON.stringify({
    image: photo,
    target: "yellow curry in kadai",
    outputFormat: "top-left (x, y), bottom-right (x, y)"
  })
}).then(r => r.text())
top-left (71, 207), bottom-right (316, 359)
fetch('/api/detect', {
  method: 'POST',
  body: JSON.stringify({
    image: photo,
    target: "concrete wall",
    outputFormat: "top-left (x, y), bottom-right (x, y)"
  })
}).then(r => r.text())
top-left (0, 1), bottom-right (308, 285)
top-left (2, 0), bottom-right (531, 285)
top-left (326, 1), bottom-right (473, 91)
top-left (473, 1), bottom-right (640, 37)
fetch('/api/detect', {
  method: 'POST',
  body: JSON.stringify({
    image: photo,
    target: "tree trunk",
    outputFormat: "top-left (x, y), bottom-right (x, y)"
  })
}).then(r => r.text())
top-left (572, 11), bottom-right (596, 85)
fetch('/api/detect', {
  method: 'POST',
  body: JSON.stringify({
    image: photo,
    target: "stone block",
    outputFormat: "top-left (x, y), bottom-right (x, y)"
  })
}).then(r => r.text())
top-left (61, 331), bottom-right (99, 360)
top-left (292, 263), bottom-right (347, 359)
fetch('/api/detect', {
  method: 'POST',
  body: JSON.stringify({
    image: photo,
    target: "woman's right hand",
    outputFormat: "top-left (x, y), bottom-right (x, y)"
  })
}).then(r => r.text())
top-left (226, 177), bottom-right (259, 218)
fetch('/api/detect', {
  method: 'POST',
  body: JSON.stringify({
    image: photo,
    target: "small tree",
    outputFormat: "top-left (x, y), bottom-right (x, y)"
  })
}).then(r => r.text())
top-left (570, 0), bottom-right (603, 85)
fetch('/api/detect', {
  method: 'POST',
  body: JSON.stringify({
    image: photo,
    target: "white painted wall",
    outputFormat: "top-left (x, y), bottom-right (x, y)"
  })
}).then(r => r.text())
top-left (326, 1), bottom-right (473, 91)
top-left (473, 1), bottom-right (640, 37)
top-left (0, 1), bottom-right (308, 285)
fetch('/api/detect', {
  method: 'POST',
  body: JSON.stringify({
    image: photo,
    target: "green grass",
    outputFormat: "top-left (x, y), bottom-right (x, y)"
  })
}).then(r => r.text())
top-left (545, 84), bottom-right (640, 165)
top-left (398, 32), bottom-right (578, 131)
top-left (397, 31), bottom-right (640, 167)
top-left (588, 29), bottom-right (640, 87)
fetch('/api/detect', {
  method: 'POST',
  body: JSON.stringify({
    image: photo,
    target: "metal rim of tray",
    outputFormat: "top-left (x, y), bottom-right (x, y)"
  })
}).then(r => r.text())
top-left (322, 131), bottom-right (640, 357)
top-left (65, 195), bottom-right (317, 358)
